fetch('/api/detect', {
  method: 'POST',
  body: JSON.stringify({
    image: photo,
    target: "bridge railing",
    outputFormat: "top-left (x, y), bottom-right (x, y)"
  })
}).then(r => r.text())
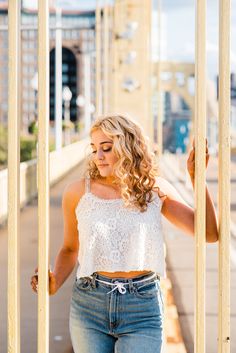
top-left (7, 1), bottom-right (231, 353)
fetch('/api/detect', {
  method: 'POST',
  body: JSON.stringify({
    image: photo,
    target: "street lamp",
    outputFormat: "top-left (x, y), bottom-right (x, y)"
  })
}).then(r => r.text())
top-left (76, 94), bottom-right (95, 136)
top-left (30, 72), bottom-right (38, 121)
top-left (76, 94), bottom-right (85, 108)
top-left (62, 86), bottom-right (72, 145)
top-left (62, 85), bottom-right (72, 122)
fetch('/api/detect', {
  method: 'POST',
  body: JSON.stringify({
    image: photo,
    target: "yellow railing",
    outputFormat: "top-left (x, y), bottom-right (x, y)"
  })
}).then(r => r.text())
top-left (8, 1), bottom-right (20, 352)
top-left (194, 1), bottom-right (231, 352)
top-left (7, 1), bottom-right (231, 352)
top-left (96, 0), bottom-right (102, 115)
top-left (218, 1), bottom-right (231, 353)
top-left (194, 1), bottom-right (207, 352)
top-left (37, 1), bottom-right (50, 353)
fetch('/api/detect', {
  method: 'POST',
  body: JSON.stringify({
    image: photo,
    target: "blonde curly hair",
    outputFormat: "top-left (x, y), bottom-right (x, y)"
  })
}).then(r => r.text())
top-left (84, 114), bottom-right (161, 212)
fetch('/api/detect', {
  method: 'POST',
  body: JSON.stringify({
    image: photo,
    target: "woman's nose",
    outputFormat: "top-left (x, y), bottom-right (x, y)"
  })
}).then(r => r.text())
top-left (97, 150), bottom-right (105, 159)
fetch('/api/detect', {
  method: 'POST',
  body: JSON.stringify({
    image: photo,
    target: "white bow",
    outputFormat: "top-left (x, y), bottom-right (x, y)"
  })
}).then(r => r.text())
top-left (107, 281), bottom-right (127, 294)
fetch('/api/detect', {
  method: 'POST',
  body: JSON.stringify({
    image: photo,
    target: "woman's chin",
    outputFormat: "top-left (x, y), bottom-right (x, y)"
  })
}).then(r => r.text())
top-left (99, 169), bottom-right (113, 177)
top-left (100, 171), bottom-right (110, 177)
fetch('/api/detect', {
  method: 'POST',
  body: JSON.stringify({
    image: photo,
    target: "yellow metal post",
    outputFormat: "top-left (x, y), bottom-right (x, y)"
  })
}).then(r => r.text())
top-left (157, 0), bottom-right (163, 157)
top-left (194, 1), bottom-right (206, 352)
top-left (37, 1), bottom-right (50, 352)
top-left (7, 1), bottom-right (21, 352)
top-left (103, 0), bottom-right (109, 114)
top-left (111, 0), bottom-right (125, 114)
top-left (96, 0), bottom-right (102, 115)
top-left (146, 0), bottom-right (152, 147)
top-left (218, 1), bottom-right (231, 352)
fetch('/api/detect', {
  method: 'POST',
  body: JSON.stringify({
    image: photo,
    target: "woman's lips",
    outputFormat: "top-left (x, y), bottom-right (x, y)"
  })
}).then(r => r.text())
top-left (98, 164), bottom-right (108, 167)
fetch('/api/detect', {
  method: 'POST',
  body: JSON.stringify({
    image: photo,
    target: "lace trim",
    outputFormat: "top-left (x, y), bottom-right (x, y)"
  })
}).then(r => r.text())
top-left (85, 176), bottom-right (91, 193)
top-left (75, 191), bottom-right (162, 216)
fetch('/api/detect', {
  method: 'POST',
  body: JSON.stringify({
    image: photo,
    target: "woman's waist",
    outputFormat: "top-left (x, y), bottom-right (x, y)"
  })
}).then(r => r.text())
top-left (92, 270), bottom-right (160, 284)
top-left (96, 270), bottom-right (151, 279)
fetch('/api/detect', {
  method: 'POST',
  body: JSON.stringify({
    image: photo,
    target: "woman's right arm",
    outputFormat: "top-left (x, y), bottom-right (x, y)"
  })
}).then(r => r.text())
top-left (50, 182), bottom-right (81, 294)
top-left (31, 180), bottom-right (83, 295)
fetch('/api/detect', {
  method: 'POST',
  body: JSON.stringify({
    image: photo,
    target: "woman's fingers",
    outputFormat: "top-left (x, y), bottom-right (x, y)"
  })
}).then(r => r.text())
top-left (188, 148), bottom-right (195, 162)
top-left (188, 138), bottom-right (210, 176)
top-left (31, 274), bottom-right (38, 293)
top-left (31, 268), bottom-right (57, 295)
top-left (31, 267), bottom-right (50, 294)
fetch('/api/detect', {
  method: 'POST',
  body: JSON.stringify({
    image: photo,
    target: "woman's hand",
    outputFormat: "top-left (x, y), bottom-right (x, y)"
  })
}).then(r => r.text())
top-left (187, 137), bottom-right (209, 180)
top-left (30, 267), bottom-right (58, 296)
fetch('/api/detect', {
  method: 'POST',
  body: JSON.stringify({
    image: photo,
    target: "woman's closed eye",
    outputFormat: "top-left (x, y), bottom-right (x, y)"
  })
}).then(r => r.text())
top-left (91, 148), bottom-right (112, 154)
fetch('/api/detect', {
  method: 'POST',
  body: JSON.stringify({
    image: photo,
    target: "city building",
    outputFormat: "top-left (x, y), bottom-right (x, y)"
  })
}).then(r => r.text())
top-left (163, 93), bottom-right (191, 153)
top-left (0, 2), bottom-right (96, 131)
top-left (216, 72), bottom-right (236, 147)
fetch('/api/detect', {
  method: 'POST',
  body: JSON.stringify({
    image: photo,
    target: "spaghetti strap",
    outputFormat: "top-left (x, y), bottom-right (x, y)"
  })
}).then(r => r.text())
top-left (85, 176), bottom-right (91, 193)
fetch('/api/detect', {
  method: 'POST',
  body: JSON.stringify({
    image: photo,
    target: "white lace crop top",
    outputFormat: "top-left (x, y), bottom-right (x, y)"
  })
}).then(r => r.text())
top-left (75, 176), bottom-right (166, 278)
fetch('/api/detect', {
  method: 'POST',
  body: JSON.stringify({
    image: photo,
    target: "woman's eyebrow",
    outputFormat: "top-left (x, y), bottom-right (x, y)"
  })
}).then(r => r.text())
top-left (90, 141), bottom-right (113, 146)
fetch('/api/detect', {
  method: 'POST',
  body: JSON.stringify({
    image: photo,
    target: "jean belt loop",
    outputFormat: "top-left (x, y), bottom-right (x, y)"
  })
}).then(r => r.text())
top-left (128, 279), bottom-right (135, 294)
top-left (91, 272), bottom-right (98, 288)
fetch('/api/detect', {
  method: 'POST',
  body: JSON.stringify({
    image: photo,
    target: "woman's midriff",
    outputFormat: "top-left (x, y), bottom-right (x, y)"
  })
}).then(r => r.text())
top-left (96, 270), bottom-right (151, 278)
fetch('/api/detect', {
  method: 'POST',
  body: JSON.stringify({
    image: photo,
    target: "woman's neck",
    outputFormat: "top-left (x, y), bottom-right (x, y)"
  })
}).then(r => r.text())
top-left (99, 175), bottom-right (120, 187)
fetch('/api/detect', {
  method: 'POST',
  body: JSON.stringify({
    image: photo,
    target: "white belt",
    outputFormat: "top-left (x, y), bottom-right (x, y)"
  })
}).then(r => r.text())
top-left (95, 272), bottom-right (157, 295)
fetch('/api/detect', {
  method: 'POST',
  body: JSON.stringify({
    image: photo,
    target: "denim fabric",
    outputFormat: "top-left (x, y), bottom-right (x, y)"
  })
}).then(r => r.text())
top-left (69, 271), bottom-right (164, 353)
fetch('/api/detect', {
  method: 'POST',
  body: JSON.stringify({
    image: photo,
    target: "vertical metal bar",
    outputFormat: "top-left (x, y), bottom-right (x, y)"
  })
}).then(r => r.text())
top-left (107, 3), bottom-right (113, 115)
top-left (96, 0), bottom-right (102, 115)
top-left (110, 2), bottom-right (117, 114)
top-left (111, 0), bottom-right (120, 114)
top-left (112, 0), bottom-right (127, 115)
top-left (84, 54), bottom-right (91, 134)
top-left (150, 2), bottom-right (154, 147)
top-left (194, 1), bottom-right (206, 353)
top-left (55, 6), bottom-right (62, 150)
top-left (103, 0), bottom-right (109, 114)
top-left (7, 1), bottom-right (21, 352)
top-left (218, 1), bottom-right (231, 352)
top-left (37, 1), bottom-right (50, 353)
top-left (157, 0), bottom-right (163, 156)
top-left (145, 0), bottom-right (152, 146)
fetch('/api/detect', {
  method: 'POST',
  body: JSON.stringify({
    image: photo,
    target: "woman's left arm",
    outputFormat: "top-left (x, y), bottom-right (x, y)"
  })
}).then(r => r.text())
top-left (187, 138), bottom-right (219, 243)
top-left (188, 175), bottom-right (219, 242)
top-left (157, 138), bottom-right (219, 243)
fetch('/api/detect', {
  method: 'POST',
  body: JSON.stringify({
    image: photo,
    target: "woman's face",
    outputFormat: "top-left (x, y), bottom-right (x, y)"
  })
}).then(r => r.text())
top-left (90, 129), bottom-right (119, 178)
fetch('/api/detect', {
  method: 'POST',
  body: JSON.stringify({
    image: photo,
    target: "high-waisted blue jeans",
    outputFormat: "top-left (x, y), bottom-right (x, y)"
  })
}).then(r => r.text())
top-left (70, 272), bottom-right (164, 353)
top-left (69, 271), bottom-right (164, 353)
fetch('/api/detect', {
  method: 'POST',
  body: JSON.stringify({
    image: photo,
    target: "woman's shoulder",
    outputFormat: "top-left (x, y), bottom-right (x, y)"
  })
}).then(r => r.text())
top-left (153, 175), bottom-right (187, 203)
top-left (63, 178), bottom-right (86, 194)
top-left (153, 176), bottom-right (168, 201)
top-left (62, 178), bottom-right (87, 207)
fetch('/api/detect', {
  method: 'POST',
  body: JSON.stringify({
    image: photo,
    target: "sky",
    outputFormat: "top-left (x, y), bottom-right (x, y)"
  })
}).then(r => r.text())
top-left (22, 0), bottom-right (236, 81)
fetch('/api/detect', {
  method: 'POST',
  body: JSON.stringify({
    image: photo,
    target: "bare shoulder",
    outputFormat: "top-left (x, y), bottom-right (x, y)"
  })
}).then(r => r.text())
top-left (154, 176), bottom-right (188, 204)
top-left (153, 176), bottom-right (168, 200)
top-left (62, 178), bottom-right (86, 208)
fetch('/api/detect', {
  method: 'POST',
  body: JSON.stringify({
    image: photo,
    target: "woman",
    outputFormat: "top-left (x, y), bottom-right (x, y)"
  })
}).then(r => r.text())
top-left (31, 114), bottom-right (218, 353)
